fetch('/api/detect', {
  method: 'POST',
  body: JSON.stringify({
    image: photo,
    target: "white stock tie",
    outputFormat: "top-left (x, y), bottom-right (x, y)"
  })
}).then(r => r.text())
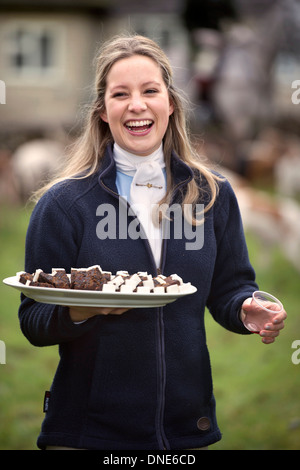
top-left (113, 143), bottom-right (166, 267)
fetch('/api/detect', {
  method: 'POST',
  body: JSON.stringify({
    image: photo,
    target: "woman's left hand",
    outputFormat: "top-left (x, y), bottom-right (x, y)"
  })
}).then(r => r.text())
top-left (241, 298), bottom-right (287, 344)
top-left (259, 311), bottom-right (287, 344)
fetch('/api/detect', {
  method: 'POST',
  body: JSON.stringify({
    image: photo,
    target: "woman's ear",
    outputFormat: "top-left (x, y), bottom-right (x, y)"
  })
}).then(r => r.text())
top-left (169, 99), bottom-right (174, 116)
top-left (100, 109), bottom-right (108, 123)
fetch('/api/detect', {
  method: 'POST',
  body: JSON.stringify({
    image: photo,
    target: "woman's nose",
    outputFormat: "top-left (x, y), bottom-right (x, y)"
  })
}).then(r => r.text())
top-left (128, 94), bottom-right (147, 112)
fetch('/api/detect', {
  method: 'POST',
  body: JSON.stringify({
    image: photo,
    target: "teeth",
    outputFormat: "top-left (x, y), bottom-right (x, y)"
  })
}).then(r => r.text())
top-left (126, 120), bottom-right (153, 127)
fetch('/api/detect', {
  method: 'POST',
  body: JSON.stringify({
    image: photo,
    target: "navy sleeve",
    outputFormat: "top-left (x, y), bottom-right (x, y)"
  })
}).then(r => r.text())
top-left (18, 187), bottom-right (97, 346)
top-left (206, 179), bottom-right (259, 334)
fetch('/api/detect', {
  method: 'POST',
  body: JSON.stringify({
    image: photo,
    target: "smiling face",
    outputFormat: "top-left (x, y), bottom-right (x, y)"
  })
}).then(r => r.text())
top-left (101, 55), bottom-right (174, 156)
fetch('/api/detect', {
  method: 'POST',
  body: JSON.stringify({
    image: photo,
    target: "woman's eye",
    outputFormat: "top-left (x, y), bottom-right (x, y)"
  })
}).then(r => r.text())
top-left (145, 89), bottom-right (157, 94)
top-left (112, 92), bottom-right (127, 98)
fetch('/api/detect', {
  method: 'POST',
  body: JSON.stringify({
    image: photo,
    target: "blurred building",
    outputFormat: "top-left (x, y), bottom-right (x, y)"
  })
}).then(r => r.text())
top-left (1, 0), bottom-right (299, 169)
top-left (0, 0), bottom-right (188, 148)
top-left (0, 1), bottom-right (107, 142)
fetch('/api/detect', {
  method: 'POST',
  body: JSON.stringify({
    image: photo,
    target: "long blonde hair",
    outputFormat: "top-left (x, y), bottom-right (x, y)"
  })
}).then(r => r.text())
top-left (34, 34), bottom-right (222, 223)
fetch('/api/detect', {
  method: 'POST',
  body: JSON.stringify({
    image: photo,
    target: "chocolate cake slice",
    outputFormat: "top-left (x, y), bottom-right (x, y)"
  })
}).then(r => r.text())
top-left (71, 265), bottom-right (106, 291)
top-left (51, 269), bottom-right (71, 289)
top-left (28, 280), bottom-right (54, 288)
top-left (37, 271), bottom-right (54, 285)
top-left (71, 268), bottom-right (88, 290)
top-left (17, 271), bottom-right (33, 285)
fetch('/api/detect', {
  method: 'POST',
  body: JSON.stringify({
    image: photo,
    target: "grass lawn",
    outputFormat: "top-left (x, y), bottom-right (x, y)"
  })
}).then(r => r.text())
top-left (0, 203), bottom-right (299, 450)
top-left (0, 204), bottom-right (58, 449)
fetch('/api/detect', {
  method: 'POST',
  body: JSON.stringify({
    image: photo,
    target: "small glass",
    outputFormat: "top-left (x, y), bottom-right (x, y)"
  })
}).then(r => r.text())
top-left (243, 290), bottom-right (283, 333)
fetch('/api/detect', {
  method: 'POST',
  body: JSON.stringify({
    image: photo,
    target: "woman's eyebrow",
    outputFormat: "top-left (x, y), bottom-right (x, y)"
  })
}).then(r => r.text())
top-left (109, 84), bottom-right (127, 93)
top-left (109, 81), bottom-right (162, 92)
top-left (142, 81), bottom-right (162, 88)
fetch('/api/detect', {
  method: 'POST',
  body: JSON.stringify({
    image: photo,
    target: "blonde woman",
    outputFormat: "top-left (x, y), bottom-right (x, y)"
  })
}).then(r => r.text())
top-left (19, 35), bottom-right (286, 450)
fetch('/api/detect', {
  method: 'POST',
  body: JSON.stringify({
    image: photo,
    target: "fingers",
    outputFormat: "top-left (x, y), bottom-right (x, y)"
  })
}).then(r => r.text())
top-left (273, 310), bottom-right (287, 323)
top-left (268, 309), bottom-right (287, 331)
top-left (260, 335), bottom-right (276, 344)
top-left (69, 305), bottom-right (130, 321)
top-left (259, 309), bottom-right (287, 344)
top-left (260, 327), bottom-right (280, 343)
top-left (99, 307), bottom-right (130, 315)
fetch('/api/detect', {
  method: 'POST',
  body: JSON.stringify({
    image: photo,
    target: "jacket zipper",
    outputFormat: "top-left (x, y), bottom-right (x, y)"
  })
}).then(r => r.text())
top-left (155, 176), bottom-right (192, 449)
top-left (100, 172), bottom-right (192, 450)
top-left (100, 180), bottom-right (169, 448)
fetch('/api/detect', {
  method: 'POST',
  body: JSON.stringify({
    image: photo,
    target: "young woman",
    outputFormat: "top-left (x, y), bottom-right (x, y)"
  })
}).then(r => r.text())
top-left (18, 34), bottom-right (286, 450)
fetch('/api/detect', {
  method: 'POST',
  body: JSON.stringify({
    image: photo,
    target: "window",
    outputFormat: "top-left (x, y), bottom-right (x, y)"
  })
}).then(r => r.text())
top-left (11, 28), bottom-right (53, 71)
top-left (2, 21), bottom-right (64, 83)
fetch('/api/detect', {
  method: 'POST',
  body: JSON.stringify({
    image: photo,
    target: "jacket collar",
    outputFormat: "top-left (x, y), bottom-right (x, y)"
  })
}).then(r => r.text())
top-left (98, 142), bottom-right (194, 195)
top-left (98, 143), bottom-right (118, 194)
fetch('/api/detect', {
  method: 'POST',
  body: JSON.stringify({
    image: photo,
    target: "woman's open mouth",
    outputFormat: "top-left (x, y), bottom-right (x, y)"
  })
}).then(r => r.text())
top-left (124, 120), bottom-right (154, 135)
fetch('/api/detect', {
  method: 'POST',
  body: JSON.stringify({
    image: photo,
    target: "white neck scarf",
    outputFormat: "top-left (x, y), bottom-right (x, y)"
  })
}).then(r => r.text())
top-left (113, 143), bottom-right (166, 267)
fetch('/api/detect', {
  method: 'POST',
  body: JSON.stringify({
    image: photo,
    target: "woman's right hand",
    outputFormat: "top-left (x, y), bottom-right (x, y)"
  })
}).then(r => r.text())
top-left (68, 306), bottom-right (130, 322)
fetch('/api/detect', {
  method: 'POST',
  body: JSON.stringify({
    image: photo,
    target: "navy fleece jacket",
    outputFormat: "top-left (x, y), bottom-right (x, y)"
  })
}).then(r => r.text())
top-left (18, 144), bottom-right (258, 450)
